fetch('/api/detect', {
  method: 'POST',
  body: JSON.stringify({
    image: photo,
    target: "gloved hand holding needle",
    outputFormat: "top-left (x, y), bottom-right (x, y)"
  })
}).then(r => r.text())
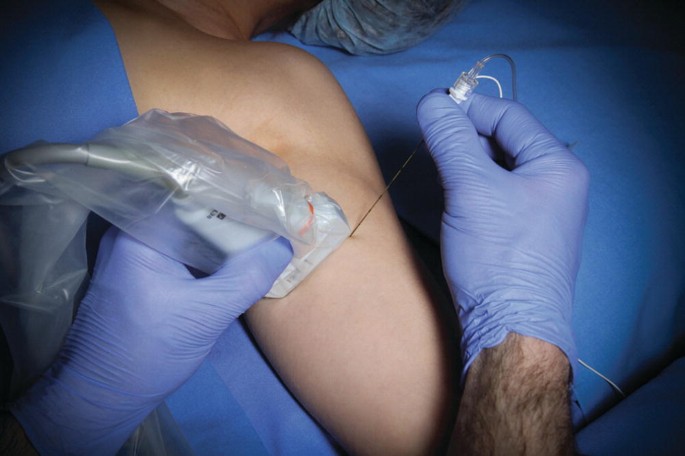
top-left (418, 90), bottom-right (589, 373)
top-left (418, 91), bottom-right (589, 454)
top-left (10, 228), bottom-right (292, 455)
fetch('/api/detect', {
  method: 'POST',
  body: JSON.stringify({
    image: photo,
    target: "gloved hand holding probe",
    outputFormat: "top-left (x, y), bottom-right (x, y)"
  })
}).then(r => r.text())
top-left (417, 91), bottom-right (590, 376)
top-left (11, 228), bottom-right (292, 455)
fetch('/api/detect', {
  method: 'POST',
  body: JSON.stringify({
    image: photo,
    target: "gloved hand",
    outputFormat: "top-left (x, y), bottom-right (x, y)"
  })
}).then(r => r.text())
top-left (417, 91), bottom-right (589, 377)
top-left (11, 227), bottom-right (292, 455)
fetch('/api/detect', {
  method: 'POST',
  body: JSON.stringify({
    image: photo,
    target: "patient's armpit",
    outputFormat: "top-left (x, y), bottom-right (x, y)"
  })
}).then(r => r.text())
top-left (99, 2), bottom-right (459, 453)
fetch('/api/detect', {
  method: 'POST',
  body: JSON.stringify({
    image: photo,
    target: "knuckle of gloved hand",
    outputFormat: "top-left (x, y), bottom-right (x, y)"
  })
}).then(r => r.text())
top-left (559, 151), bottom-right (589, 184)
top-left (498, 102), bottom-right (532, 129)
top-left (470, 93), bottom-right (520, 119)
top-left (553, 155), bottom-right (590, 200)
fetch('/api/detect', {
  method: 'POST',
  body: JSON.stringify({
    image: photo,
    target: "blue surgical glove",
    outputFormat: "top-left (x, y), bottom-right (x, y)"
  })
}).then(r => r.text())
top-left (417, 91), bottom-right (589, 377)
top-left (11, 227), bottom-right (292, 455)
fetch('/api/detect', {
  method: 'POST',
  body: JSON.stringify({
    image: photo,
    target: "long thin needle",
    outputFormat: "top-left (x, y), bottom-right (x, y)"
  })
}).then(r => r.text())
top-left (349, 141), bottom-right (421, 237)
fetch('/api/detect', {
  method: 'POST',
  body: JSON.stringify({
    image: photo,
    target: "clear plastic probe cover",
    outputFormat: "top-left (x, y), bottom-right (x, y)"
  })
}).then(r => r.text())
top-left (1, 110), bottom-right (351, 298)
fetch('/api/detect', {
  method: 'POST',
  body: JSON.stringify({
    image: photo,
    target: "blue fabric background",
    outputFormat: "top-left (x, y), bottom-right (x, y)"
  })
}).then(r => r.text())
top-left (3, 0), bottom-right (684, 453)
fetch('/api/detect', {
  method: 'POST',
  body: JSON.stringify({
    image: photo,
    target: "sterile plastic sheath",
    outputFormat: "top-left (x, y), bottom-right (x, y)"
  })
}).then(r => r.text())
top-left (0, 109), bottom-right (350, 298)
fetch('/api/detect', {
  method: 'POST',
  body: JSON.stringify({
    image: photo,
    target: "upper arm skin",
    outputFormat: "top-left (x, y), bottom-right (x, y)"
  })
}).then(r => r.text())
top-left (99, 3), bottom-right (459, 453)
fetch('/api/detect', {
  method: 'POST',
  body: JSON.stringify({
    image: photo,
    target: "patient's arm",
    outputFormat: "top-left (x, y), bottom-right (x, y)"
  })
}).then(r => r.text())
top-left (99, 2), bottom-right (459, 453)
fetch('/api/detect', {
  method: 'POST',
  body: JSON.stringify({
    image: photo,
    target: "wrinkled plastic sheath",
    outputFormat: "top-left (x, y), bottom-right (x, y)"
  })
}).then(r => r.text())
top-left (0, 120), bottom-right (350, 299)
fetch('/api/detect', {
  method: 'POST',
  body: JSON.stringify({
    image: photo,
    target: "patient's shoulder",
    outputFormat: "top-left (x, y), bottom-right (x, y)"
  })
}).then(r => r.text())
top-left (216, 42), bottom-right (379, 215)
top-left (243, 40), bottom-right (330, 78)
top-left (100, 0), bottom-right (379, 216)
top-left (100, 0), bottom-right (357, 143)
top-left (228, 42), bottom-right (362, 151)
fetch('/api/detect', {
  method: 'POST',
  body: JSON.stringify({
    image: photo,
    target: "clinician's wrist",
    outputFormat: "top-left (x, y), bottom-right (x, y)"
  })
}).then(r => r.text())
top-left (469, 333), bottom-right (571, 384)
top-left (460, 318), bottom-right (577, 381)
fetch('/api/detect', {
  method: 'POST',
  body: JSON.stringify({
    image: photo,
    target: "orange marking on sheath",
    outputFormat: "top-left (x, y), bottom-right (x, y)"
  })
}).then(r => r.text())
top-left (298, 200), bottom-right (315, 237)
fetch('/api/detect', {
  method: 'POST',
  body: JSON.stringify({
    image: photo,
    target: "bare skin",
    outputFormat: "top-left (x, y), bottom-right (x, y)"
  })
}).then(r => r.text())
top-left (451, 334), bottom-right (574, 455)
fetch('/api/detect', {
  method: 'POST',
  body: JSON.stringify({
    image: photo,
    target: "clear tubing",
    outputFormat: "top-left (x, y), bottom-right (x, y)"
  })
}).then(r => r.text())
top-left (449, 53), bottom-right (518, 103)
top-left (479, 53), bottom-right (518, 101)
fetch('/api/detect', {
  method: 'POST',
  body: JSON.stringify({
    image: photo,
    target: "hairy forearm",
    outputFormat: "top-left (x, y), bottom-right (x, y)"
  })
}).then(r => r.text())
top-left (0, 411), bottom-right (37, 455)
top-left (450, 333), bottom-right (574, 455)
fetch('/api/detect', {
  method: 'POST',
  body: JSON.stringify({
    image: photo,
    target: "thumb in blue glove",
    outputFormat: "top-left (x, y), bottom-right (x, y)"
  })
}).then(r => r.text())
top-left (417, 91), bottom-right (589, 378)
top-left (11, 227), bottom-right (292, 455)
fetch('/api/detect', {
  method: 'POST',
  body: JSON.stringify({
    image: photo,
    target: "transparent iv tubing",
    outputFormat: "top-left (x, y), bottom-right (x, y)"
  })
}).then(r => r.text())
top-left (449, 53), bottom-right (518, 104)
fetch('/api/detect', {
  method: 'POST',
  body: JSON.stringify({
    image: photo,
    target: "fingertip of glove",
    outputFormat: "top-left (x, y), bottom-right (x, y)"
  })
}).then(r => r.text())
top-left (417, 89), bottom-right (470, 124)
top-left (246, 237), bottom-right (293, 297)
top-left (417, 88), bottom-right (450, 112)
top-left (211, 237), bottom-right (292, 299)
top-left (267, 237), bottom-right (294, 270)
top-left (245, 236), bottom-right (293, 280)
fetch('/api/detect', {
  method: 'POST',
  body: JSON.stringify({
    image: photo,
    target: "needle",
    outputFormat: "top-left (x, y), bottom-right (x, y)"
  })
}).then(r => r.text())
top-left (348, 140), bottom-right (421, 237)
